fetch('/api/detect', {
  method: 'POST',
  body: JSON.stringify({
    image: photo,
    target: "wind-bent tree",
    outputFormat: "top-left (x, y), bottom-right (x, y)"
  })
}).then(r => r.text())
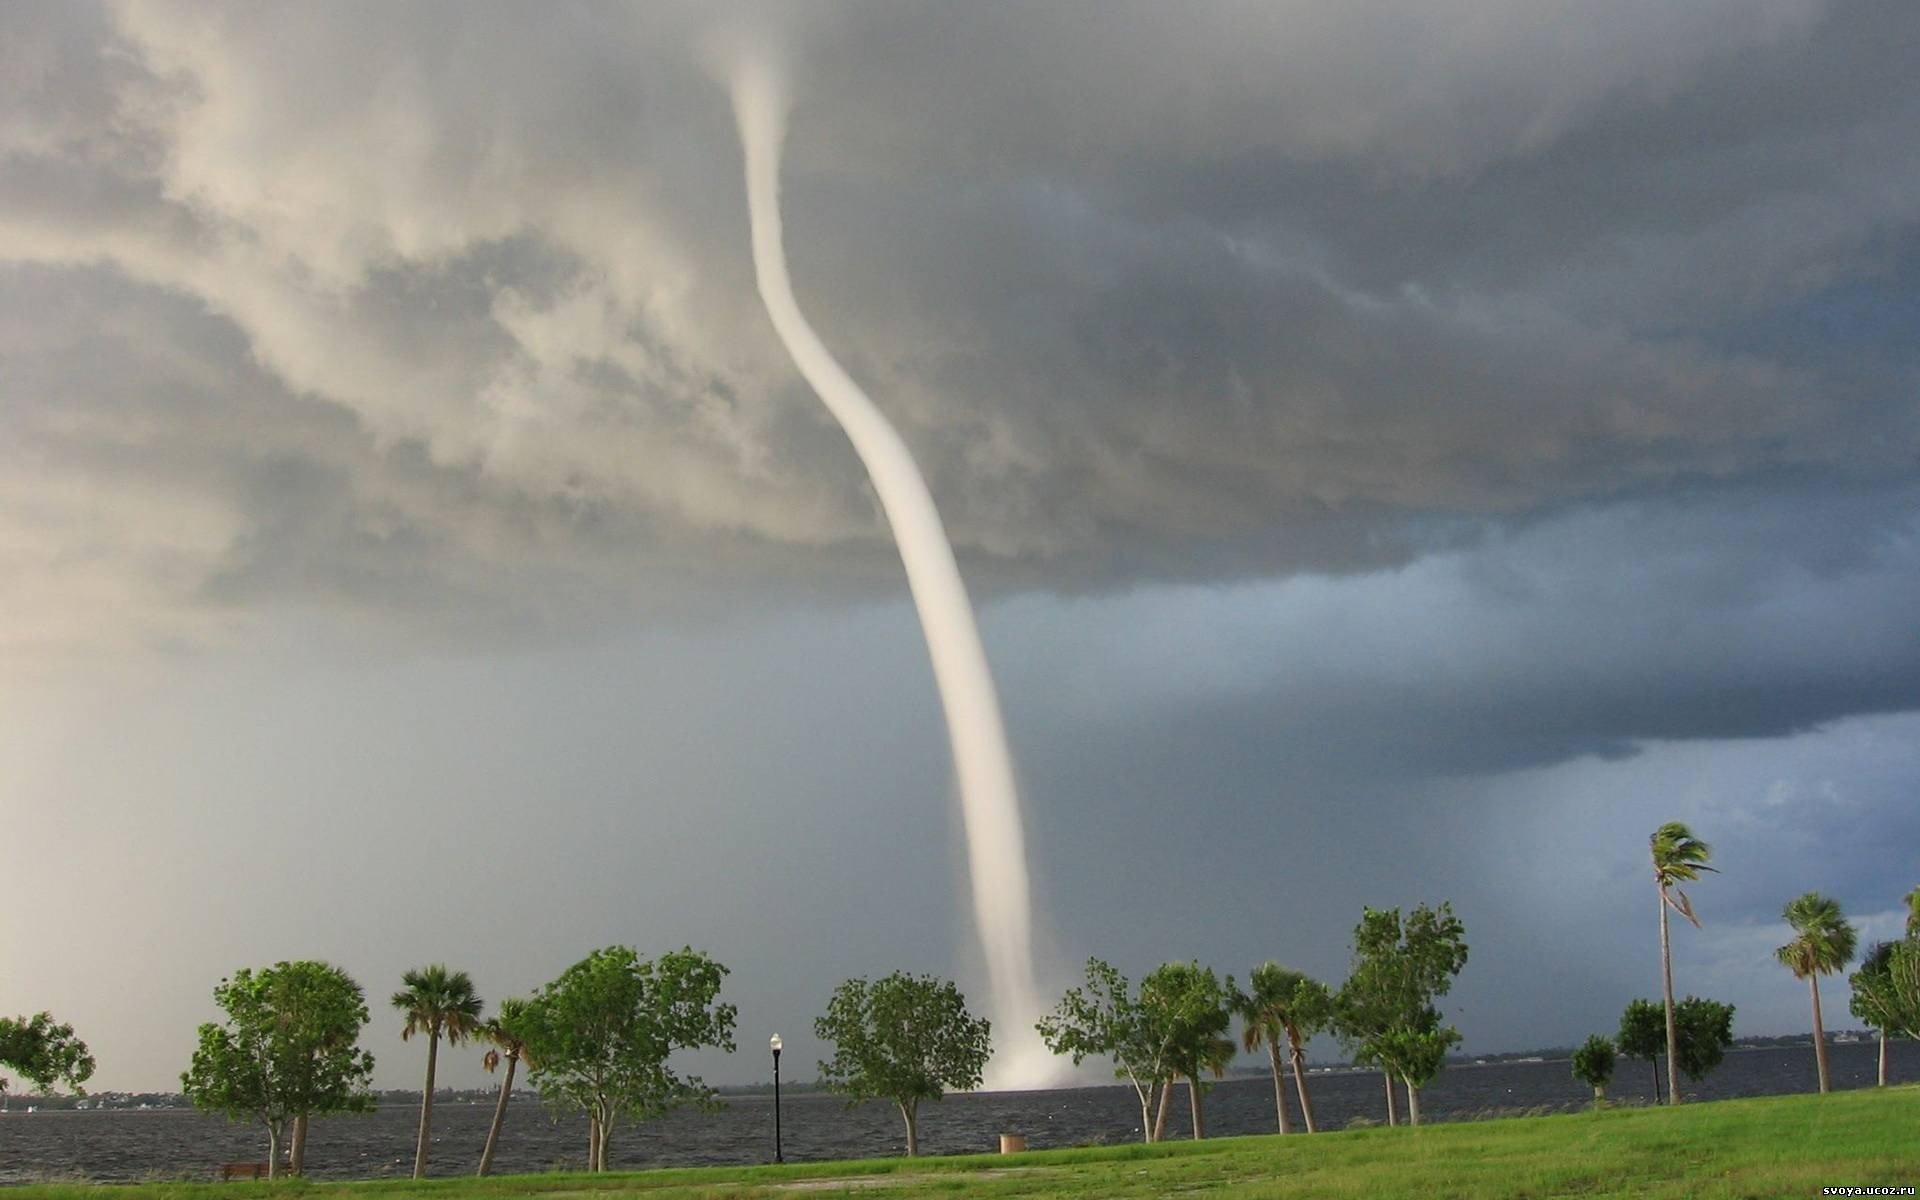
top-left (1233, 964), bottom-right (1332, 1134)
top-left (1617, 999), bottom-right (1667, 1101)
top-left (1774, 892), bottom-right (1857, 1095)
top-left (1570, 1035), bottom-right (1615, 1108)
top-left (476, 998), bottom-right (536, 1176)
top-left (1139, 962), bottom-right (1232, 1141)
top-left (181, 962), bottom-right (376, 1177)
top-left (815, 972), bottom-right (990, 1157)
top-left (1906, 885), bottom-right (1920, 938)
top-left (392, 965), bottom-right (484, 1179)
top-left (0, 1013), bottom-right (95, 1097)
top-left (1037, 958), bottom-right (1177, 1143)
top-left (1334, 903), bottom-right (1468, 1126)
top-left (1887, 941), bottom-right (1920, 1040)
top-left (1650, 821), bottom-right (1714, 1105)
top-left (1850, 942), bottom-right (1904, 1087)
top-left (522, 946), bottom-right (736, 1171)
top-left (1670, 995), bottom-right (1736, 1084)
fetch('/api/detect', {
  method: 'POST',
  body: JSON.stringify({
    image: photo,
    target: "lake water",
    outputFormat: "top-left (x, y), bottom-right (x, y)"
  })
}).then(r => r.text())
top-left (1, 1041), bottom-right (1910, 1184)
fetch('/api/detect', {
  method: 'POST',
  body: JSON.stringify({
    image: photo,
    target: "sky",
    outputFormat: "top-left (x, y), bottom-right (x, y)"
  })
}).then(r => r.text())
top-left (2, 0), bottom-right (1917, 1095)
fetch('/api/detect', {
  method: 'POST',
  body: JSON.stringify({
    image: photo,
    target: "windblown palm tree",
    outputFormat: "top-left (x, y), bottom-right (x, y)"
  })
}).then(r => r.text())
top-left (1775, 891), bottom-right (1857, 1094)
top-left (1650, 822), bottom-right (1714, 1105)
top-left (393, 965), bottom-right (484, 1179)
top-left (1234, 964), bottom-right (1329, 1134)
top-left (475, 998), bottom-right (536, 1176)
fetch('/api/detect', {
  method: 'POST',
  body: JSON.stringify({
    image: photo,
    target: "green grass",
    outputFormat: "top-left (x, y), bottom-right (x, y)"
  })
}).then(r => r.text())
top-left (14, 1087), bottom-right (1919, 1199)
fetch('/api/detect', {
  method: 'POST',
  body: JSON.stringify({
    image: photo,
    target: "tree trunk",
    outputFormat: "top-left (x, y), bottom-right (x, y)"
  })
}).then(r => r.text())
top-left (1878, 1028), bottom-right (1888, 1087)
top-left (290, 1113), bottom-right (308, 1174)
top-left (1809, 974), bottom-right (1830, 1094)
top-left (1287, 1030), bottom-right (1317, 1134)
top-left (1382, 1070), bottom-right (1398, 1126)
top-left (900, 1100), bottom-right (919, 1157)
top-left (265, 1121), bottom-right (283, 1181)
top-left (478, 1050), bottom-right (518, 1175)
top-left (588, 1115), bottom-right (600, 1172)
top-left (1592, 1084), bottom-right (1604, 1106)
top-left (1404, 1078), bottom-right (1421, 1127)
top-left (1135, 1083), bottom-right (1156, 1144)
top-left (1152, 1080), bottom-right (1173, 1142)
top-left (1265, 1041), bottom-right (1292, 1134)
top-left (1187, 1075), bottom-right (1205, 1140)
top-left (1650, 1056), bottom-right (1661, 1103)
top-left (414, 1029), bottom-right (439, 1178)
top-left (1659, 889), bottom-right (1681, 1105)
top-left (595, 1111), bottom-right (614, 1173)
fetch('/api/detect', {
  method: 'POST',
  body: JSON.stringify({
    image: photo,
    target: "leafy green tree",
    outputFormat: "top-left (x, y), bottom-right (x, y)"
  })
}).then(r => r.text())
top-left (1334, 903), bottom-right (1468, 1126)
top-left (1037, 958), bottom-right (1177, 1143)
top-left (476, 998), bottom-right (537, 1176)
top-left (1850, 942), bottom-right (1909, 1087)
top-left (1650, 821), bottom-right (1714, 1105)
top-left (1882, 940), bottom-right (1920, 1039)
top-left (1774, 892), bottom-right (1857, 1095)
top-left (522, 946), bottom-right (736, 1171)
top-left (1233, 964), bottom-right (1332, 1134)
top-left (1906, 885), bottom-right (1920, 938)
top-left (815, 972), bottom-right (990, 1157)
top-left (1570, 1035), bottom-right (1615, 1107)
top-left (0, 1013), bottom-right (94, 1097)
top-left (181, 962), bottom-right (376, 1178)
top-left (392, 964), bottom-right (484, 1178)
top-left (1139, 962), bottom-right (1232, 1141)
top-left (1671, 996), bottom-right (1735, 1083)
top-left (1617, 998), bottom-right (1667, 1101)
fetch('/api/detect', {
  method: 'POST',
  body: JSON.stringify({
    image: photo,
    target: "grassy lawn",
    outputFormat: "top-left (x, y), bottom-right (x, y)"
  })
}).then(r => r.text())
top-left (14, 1087), bottom-right (1917, 1199)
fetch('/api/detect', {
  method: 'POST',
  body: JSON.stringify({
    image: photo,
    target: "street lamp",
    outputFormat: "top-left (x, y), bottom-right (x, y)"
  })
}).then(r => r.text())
top-left (770, 1033), bottom-right (784, 1164)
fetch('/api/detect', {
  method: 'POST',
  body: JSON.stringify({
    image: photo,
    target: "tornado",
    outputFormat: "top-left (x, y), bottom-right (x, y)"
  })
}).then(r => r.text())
top-left (731, 59), bottom-right (1049, 1086)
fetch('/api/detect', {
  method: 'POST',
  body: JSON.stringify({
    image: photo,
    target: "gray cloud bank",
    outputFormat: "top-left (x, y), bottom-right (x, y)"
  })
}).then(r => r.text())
top-left (4, 0), bottom-right (1916, 653)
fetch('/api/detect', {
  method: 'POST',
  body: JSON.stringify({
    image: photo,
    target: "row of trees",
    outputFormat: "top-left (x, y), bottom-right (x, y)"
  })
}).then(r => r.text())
top-left (1038, 902), bottom-right (1470, 1142)
top-left (180, 947), bottom-right (736, 1179)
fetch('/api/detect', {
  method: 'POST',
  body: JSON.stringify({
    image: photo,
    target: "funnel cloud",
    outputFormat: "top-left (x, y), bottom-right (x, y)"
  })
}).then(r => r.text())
top-left (731, 52), bottom-right (1050, 1086)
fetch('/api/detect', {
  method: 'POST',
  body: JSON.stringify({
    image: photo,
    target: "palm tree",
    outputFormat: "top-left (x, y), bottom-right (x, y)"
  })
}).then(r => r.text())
top-left (393, 965), bottom-right (484, 1179)
top-left (1650, 822), bottom-right (1714, 1105)
top-left (476, 998), bottom-right (536, 1176)
top-left (1905, 885), bottom-right (1920, 938)
top-left (1775, 892), bottom-right (1858, 1094)
top-left (1234, 964), bottom-right (1329, 1134)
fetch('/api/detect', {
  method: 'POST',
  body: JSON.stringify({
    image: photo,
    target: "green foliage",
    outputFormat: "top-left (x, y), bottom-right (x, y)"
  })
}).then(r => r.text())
top-left (1234, 963), bottom-right (1331, 1055)
top-left (1570, 1035), bottom-right (1615, 1096)
top-left (392, 964), bottom-right (484, 1046)
top-left (179, 961), bottom-right (376, 1165)
top-left (1774, 892), bottom-right (1857, 980)
top-left (0, 1012), bottom-right (95, 1095)
top-left (522, 946), bottom-right (737, 1152)
top-left (1138, 962), bottom-right (1232, 1089)
top-left (481, 997), bottom-right (538, 1071)
top-left (1650, 822), bottom-right (1715, 926)
top-left (1334, 903), bottom-right (1469, 1089)
top-left (815, 972), bottom-right (991, 1109)
top-left (1616, 999), bottom-right (1665, 1062)
top-left (1037, 958), bottom-right (1175, 1140)
top-left (1670, 996), bottom-right (1735, 1081)
top-left (1886, 940), bottom-right (1920, 1040)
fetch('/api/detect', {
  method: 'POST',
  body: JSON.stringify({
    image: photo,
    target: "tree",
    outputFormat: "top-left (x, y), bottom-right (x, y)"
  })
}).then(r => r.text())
top-left (1850, 942), bottom-right (1909, 1087)
top-left (1334, 903), bottom-right (1468, 1126)
top-left (181, 962), bottom-right (376, 1178)
top-left (1906, 885), bottom-right (1920, 938)
top-left (392, 964), bottom-right (484, 1179)
top-left (0, 1013), bottom-right (94, 1097)
top-left (1650, 821), bottom-right (1714, 1105)
top-left (1616, 999), bottom-right (1667, 1101)
top-left (1570, 1035), bottom-right (1615, 1108)
top-left (815, 972), bottom-right (990, 1157)
top-left (522, 946), bottom-right (736, 1171)
top-left (476, 998), bottom-right (536, 1176)
top-left (1233, 964), bottom-right (1332, 1134)
top-left (1139, 962), bottom-right (1232, 1141)
top-left (1037, 958), bottom-right (1176, 1143)
top-left (1670, 996), bottom-right (1735, 1083)
top-left (1887, 941), bottom-right (1920, 1040)
top-left (1774, 892), bottom-right (1857, 1095)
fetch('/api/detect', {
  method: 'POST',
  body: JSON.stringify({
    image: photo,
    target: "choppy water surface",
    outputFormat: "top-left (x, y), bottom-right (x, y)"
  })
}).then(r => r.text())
top-left (1, 1041), bottom-right (1909, 1184)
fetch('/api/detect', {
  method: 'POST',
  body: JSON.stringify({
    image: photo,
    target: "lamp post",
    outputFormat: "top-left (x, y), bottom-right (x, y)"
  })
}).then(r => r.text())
top-left (770, 1033), bottom-right (784, 1164)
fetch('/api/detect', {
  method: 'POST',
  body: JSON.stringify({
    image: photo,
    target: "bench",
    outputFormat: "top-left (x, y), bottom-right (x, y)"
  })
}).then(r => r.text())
top-left (218, 1163), bottom-right (271, 1181)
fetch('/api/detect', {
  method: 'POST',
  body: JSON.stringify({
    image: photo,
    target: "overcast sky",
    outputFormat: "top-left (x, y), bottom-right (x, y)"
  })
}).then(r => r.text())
top-left (3, 0), bottom-right (1917, 1095)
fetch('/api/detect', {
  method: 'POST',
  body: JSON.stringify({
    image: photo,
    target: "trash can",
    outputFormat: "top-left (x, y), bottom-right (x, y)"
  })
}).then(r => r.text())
top-left (999, 1133), bottom-right (1026, 1154)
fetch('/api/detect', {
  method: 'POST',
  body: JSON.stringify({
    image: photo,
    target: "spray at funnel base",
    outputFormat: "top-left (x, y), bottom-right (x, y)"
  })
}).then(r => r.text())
top-left (730, 60), bottom-right (1054, 1089)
